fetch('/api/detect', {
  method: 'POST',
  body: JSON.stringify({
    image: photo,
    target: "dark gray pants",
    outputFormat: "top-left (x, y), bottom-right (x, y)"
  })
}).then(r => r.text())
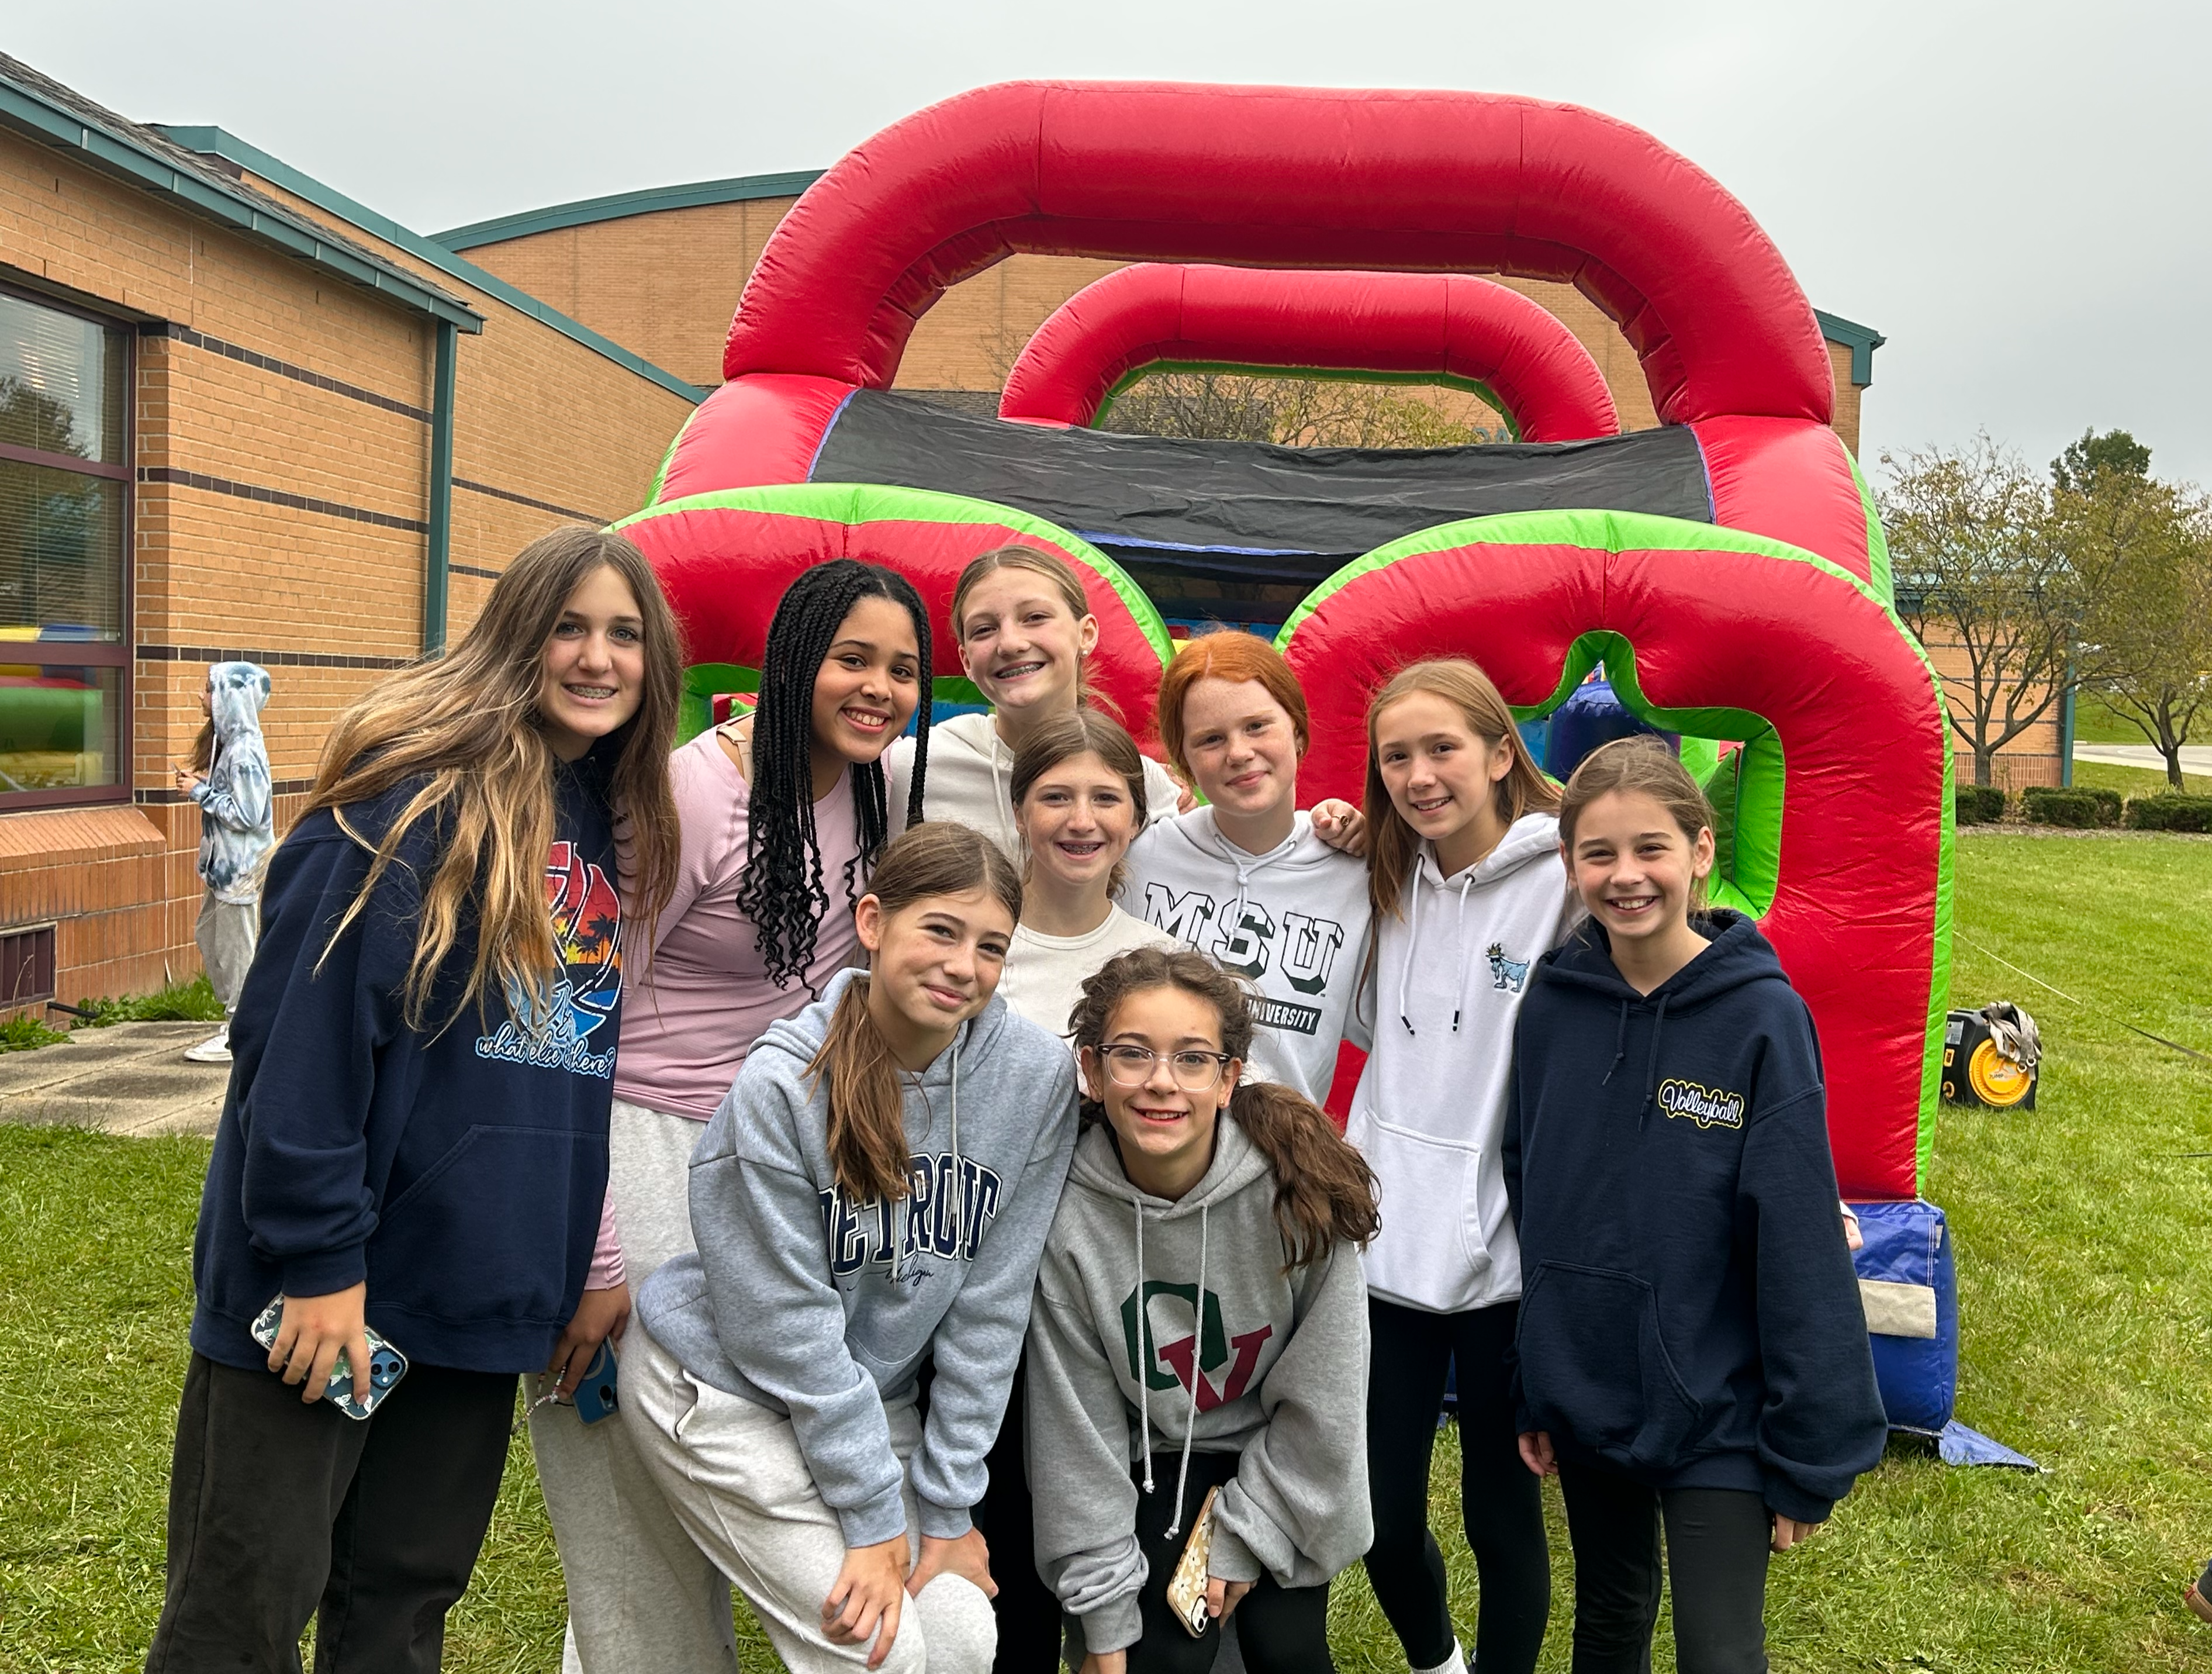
top-left (146, 1351), bottom-right (514, 1673)
top-left (1556, 1462), bottom-right (1772, 1674)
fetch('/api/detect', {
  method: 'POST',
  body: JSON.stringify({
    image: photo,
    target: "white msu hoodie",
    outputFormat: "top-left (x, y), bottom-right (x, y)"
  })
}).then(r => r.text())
top-left (1347, 812), bottom-right (1578, 1315)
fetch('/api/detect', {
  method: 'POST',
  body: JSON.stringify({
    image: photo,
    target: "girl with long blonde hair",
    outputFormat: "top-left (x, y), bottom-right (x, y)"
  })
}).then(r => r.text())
top-left (149, 527), bottom-right (683, 1665)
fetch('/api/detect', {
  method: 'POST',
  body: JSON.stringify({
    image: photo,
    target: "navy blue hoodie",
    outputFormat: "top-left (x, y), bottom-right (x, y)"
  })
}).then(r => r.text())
top-left (189, 742), bottom-right (627, 1375)
top-left (1503, 910), bottom-right (1886, 1523)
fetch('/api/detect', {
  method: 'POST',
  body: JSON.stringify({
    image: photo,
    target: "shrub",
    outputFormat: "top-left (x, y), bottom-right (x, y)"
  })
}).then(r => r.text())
top-left (1954, 783), bottom-right (2006, 824)
top-left (72, 974), bottom-right (226, 1026)
top-left (2083, 786), bottom-right (2123, 825)
top-left (0, 1012), bottom-right (71, 1052)
top-left (2022, 788), bottom-right (2101, 828)
top-left (2125, 794), bottom-right (2212, 833)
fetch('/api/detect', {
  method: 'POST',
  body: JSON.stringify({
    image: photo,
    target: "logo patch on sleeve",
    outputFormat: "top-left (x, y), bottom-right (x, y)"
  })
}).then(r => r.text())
top-left (1655, 1078), bottom-right (1747, 1130)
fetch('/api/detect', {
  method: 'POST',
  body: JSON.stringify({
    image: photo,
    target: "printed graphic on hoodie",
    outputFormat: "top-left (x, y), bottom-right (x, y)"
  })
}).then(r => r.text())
top-left (1139, 883), bottom-right (1347, 1037)
top-left (1656, 1077), bottom-right (1747, 1130)
top-left (1122, 1280), bottom-right (1276, 1411)
top-left (474, 839), bottom-right (623, 1078)
top-left (819, 1154), bottom-right (1006, 1277)
top-left (1485, 941), bottom-right (1531, 993)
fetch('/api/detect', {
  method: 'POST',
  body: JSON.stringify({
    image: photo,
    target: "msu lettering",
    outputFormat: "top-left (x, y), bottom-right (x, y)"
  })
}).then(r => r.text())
top-left (818, 1152), bottom-right (1004, 1276)
top-left (1142, 883), bottom-right (1347, 1000)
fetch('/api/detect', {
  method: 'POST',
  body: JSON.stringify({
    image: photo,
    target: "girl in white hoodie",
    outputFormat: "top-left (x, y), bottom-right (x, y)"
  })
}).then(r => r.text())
top-left (1347, 659), bottom-right (1578, 1674)
top-left (885, 546), bottom-right (1186, 858)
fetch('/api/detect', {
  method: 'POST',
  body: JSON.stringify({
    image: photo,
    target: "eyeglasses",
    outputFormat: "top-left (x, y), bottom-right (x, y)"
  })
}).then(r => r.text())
top-left (1095, 1044), bottom-right (1234, 1092)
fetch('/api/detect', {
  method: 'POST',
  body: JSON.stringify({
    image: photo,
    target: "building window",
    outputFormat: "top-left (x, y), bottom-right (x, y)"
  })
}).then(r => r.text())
top-left (0, 283), bottom-right (131, 810)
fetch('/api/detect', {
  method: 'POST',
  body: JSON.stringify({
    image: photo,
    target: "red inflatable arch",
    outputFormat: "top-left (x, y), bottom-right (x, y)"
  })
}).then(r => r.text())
top-left (998, 264), bottom-right (1620, 442)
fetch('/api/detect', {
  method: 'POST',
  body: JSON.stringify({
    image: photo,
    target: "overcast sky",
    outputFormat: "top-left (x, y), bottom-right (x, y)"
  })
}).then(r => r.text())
top-left (12, 1), bottom-right (2206, 479)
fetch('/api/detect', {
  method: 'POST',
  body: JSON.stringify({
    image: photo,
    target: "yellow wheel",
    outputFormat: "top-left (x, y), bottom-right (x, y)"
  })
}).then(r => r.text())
top-left (1966, 1039), bottom-right (2032, 1107)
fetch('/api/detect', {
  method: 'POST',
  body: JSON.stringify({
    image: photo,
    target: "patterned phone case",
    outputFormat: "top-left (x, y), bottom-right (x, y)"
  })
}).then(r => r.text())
top-left (249, 1296), bottom-right (408, 1421)
top-left (1163, 1486), bottom-right (1222, 1638)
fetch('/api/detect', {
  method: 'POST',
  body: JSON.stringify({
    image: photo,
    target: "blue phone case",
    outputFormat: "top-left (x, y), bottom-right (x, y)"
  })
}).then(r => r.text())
top-left (572, 1340), bottom-right (619, 1425)
top-left (249, 1296), bottom-right (407, 1421)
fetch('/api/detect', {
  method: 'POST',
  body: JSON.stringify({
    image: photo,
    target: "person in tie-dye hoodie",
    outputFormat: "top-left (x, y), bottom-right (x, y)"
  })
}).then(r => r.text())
top-left (175, 660), bottom-right (272, 1064)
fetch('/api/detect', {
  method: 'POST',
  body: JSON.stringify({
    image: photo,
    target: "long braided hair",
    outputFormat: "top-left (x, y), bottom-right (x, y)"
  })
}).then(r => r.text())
top-left (735, 560), bottom-right (932, 989)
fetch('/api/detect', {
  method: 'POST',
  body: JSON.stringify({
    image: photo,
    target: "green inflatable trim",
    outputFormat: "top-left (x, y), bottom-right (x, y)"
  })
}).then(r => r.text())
top-left (1847, 450), bottom-right (1895, 606)
top-left (1094, 362), bottom-right (1521, 442)
top-left (1274, 505), bottom-right (1954, 1192)
top-left (641, 409), bottom-right (698, 512)
top-left (614, 481), bottom-right (1175, 670)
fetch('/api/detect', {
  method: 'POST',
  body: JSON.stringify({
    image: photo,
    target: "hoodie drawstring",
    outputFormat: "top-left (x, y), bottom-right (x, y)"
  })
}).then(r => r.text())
top-left (1638, 994), bottom-right (1671, 1130)
top-left (1399, 863), bottom-right (1478, 1034)
top-left (1134, 1196), bottom-right (1153, 1495)
top-left (1165, 1202), bottom-right (1209, 1539)
top-left (1601, 999), bottom-right (1630, 1086)
top-left (1449, 871), bottom-right (1475, 1033)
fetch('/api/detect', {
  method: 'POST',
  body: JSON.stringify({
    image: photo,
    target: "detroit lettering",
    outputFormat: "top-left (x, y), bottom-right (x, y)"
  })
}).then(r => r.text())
top-left (1656, 1077), bottom-right (1748, 1130)
top-left (818, 1152), bottom-right (1005, 1275)
top-left (1142, 883), bottom-right (1345, 1032)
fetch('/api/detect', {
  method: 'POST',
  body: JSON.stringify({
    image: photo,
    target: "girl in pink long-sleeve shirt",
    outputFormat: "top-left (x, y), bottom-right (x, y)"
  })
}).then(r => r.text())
top-left (531, 558), bottom-right (936, 1672)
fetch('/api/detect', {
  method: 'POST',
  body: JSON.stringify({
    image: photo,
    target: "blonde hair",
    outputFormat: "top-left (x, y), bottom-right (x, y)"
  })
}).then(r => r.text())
top-left (949, 544), bottom-right (1115, 717)
top-left (810, 823), bottom-right (1025, 1202)
top-left (1363, 658), bottom-right (1560, 923)
top-left (306, 527), bottom-right (682, 1028)
top-left (1558, 736), bottom-right (1716, 912)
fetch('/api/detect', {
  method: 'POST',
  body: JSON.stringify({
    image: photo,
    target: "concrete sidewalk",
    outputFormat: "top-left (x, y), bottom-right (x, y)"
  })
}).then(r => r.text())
top-left (2073, 741), bottom-right (2212, 774)
top-left (0, 1021), bottom-right (228, 1136)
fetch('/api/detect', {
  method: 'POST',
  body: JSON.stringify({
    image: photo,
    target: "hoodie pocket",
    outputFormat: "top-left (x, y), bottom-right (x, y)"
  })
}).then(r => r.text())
top-left (1516, 1261), bottom-right (1710, 1471)
top-left (371, 1125), bottom-right (597, 1328)
top-left (1355, 1119), bottom-right (1492, 1297)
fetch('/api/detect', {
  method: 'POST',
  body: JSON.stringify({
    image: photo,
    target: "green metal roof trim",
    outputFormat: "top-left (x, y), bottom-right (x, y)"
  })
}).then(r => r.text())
top-left (155, 125), bottom-right (707, 404)
top-left (1814, 309), bottom-right (1886, 386)
top-left (0, 60), bottom-right (481, 332)
top-left (431, 171), bottom-right (826, 251)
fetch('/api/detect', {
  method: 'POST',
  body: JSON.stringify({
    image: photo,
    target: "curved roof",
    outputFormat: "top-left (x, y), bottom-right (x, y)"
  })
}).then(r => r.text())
top-left (431, 171), bottom-right (824, 251)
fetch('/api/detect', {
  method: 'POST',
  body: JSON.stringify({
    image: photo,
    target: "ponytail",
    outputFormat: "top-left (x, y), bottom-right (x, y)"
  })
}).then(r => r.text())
top-left (1225, 1079), bottom-right (1380, 1271)
top-left (808, 976), bottom-right (910, 1203)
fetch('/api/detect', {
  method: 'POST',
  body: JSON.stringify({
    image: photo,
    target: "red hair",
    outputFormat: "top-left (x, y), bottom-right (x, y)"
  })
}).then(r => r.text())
top-left (1155, 631), bottom-right (1310, 781)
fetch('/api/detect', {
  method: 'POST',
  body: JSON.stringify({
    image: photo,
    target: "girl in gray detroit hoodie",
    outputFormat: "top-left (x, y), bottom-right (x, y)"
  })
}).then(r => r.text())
top-left (1028, 947), bottom-right (1378, 1674)
top-left (628, 824), bottom-right (1080, 1674)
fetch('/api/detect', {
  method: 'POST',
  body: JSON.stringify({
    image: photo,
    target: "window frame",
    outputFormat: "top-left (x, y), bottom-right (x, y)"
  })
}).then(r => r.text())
top-left (0, 277), bottom-right (133, 813)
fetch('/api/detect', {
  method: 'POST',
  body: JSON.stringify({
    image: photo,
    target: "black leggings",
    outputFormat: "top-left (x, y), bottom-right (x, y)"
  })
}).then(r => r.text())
top-left (1363, 1297), bottom-right (1550, 1674)
top-left (1115, 1449), bottom-right (1334, 1674)
top-left (973, 1355), bottom-right (1063, 1673)
top-left (1557, 1462), bottom-right (1771, 1674)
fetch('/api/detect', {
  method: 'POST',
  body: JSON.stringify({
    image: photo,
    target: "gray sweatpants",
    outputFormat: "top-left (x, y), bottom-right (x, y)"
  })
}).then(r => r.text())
top-left (528, 1098), bottom-right (739, 1674)
top-left (624, 1326), bottom-right (997, 1674)
top-left (194, 889), bottom-right (258, 1013)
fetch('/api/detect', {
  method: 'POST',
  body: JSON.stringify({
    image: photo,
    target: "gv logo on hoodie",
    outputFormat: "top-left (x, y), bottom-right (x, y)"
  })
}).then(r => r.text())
top-left (818, 1153), bottom-right (1005, 1276)
top-left (1121, 1280), bottom-right (1275, 1411)
top-left (1656, 1078), bottom-right (1747, 1130)
top-left (1141, 884), bottom-right (1347, 1026)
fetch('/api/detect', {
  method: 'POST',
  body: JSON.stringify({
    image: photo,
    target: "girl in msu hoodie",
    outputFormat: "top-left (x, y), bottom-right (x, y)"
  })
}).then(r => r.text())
top-left (1506, 738), bottom-right (1885, 1674)
top-left (149, 530), bottom-right (684, 1667)
top-left (1027, 947), bottom-right (1377, 1674)
top-left (1124, 631), bottom-right (1372, 1106)
top-left (1346, 658), bottom-right (1579, 1674)
top-left (628, 823), bottom-right (1080, 1674)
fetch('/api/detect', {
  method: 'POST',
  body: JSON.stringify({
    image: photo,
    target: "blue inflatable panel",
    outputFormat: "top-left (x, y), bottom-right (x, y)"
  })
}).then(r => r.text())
top-left (1543, 676), bottom-right (1677, 778)
top-left (1849, 1199), bottom-right (1958, 1432)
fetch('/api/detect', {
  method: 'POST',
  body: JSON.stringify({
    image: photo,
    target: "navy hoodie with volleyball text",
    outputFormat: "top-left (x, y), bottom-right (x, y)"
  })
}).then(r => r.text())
top-left (188, 741), bottom-right (628, 1375)
top-left (1502, 910), bottom-right (1886, 1523)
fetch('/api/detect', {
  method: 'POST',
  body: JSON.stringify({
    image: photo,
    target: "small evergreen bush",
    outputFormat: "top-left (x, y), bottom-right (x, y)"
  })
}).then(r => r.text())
top-left (1954, 783), bottom-right (2006, 824)
top-left (2083, 786), bottom-right (2123, 825)
top-left (2124, 794), bottom-right (2212, 833)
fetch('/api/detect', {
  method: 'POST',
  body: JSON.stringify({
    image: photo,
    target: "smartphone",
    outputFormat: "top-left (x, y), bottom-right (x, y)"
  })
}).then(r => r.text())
top-left (250, 1296), bottom-right (408, 1421)
top-left (572, 1340), bottom-right (619, 1426)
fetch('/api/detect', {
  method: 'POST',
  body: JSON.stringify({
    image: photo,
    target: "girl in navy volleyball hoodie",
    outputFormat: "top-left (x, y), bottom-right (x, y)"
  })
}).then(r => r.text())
top-left (1504, 738), bottom-right (1885, 1674)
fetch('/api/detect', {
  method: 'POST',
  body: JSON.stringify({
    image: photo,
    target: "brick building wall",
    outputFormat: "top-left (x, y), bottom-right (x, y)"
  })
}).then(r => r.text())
top-left (0, 65), bottom-right (694, 1017)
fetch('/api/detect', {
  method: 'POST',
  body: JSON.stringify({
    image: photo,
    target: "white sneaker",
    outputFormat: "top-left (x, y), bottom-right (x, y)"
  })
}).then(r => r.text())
top-left (1413, 1644), bottom-right (1469, 1674)
top-left (184, 1028), bottom-right (231, 1064)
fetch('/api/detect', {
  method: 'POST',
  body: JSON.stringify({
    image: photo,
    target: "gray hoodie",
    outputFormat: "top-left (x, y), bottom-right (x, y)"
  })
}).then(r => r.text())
top-left (1124, 808), bottom-right (1373, 1103)
top-left (191, 661), bottom-right (272, 903)
top-left (636, 968), bottom-right (1079, 1547)
top-left (1025, 1120), bottom-right (1373, 1656)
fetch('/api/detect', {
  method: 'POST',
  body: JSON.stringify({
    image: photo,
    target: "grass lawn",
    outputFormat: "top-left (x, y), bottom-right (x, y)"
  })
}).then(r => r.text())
top-left (2070, 758), bottom-right (2212, 802)
top-left (4, 832), bottom-right (2210, 1669)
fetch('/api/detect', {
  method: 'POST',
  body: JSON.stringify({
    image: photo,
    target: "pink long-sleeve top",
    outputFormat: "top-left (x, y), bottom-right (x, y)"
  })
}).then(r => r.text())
top-left (586, 726), bottom-right (863, 1287)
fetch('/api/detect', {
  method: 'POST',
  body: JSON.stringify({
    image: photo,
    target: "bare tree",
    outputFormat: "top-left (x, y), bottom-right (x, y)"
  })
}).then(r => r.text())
top-left (1101, 370), bottom-right (1503, 448)
top-left (1882, 436), bottom-right (2079, 788)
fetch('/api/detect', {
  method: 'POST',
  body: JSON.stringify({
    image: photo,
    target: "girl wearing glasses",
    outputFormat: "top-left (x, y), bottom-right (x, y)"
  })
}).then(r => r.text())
top-left (1026, 947), bottom-right (1378, 1674)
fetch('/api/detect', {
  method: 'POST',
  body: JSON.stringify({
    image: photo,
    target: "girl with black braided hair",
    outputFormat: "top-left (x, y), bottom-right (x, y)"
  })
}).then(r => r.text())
top-left (532, 557), bottom-right (935, 1673)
